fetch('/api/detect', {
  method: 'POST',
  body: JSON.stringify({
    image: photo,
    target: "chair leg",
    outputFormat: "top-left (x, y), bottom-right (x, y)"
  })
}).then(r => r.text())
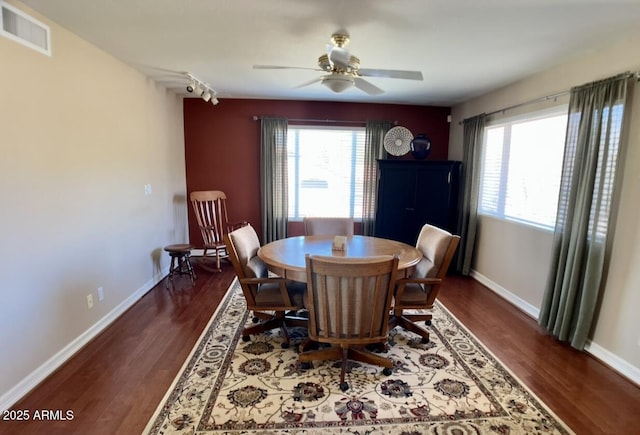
top-left (298, 344), bottom-right (393, 391)
top-left (394, 315), bottom-right (430, 343)
top-left (339, 347), bottom-right (349, 391)
top-left (242, 317), bottom-right (281, 338)
top-left (242, 311), bottom-right (295, 348)
top-left (298, 346), bottom-right (343, 362)
top-left (348, 347), bottom-right (393, 368)
top-left (166, 254), bottom-right (177, 288)
top-left (184, 254), bottom-right (197, 282)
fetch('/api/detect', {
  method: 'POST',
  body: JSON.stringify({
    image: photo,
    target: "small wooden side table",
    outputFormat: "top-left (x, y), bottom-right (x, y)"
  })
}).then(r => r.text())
top-left (164, 244), bottom-right (197, 283)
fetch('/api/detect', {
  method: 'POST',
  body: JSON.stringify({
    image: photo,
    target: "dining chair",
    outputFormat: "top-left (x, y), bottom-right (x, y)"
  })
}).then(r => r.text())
top-left (190, 190), bottom-right (247, 272)
top-left (224, 224), bottom-right (306, 347)
top-left (303, 217), bottom-right (354, 236)
top-left (389, 223), bottom-right (460, 343)
top-left (299, 254), bottom-right (399, 391)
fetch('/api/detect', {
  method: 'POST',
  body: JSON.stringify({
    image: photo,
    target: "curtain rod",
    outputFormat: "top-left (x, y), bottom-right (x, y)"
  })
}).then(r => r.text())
top-left (484, 90), bottom-right (570, 119)
top-left (459, 71), bottom-right (640, 125)
top-left (252, 116), bottom-right (398, 125)
top-left (458, 90), bottom-right (570, 125)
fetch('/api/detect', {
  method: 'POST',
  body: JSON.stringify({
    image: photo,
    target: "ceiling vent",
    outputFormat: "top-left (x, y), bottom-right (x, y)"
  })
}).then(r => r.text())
top-left (1, 1), bottom-right (50, 56)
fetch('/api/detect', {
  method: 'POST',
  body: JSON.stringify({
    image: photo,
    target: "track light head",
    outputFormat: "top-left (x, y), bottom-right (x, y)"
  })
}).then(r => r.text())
top-left (193, 82), bottom-right (203, 96)
top-left (186, 78), bottom-right (195, 93)
top-left (202, 90), bottom-right (212, 102)
top-left (212, 97), bottom-right (219, 106)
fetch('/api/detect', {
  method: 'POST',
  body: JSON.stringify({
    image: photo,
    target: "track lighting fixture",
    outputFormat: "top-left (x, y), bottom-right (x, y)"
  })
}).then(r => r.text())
top-left (185, 73), bottom-right (219, 105)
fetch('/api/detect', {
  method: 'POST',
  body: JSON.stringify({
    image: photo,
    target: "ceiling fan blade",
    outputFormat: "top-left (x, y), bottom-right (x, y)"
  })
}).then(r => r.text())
top-left (295, 76), bottom-right (324, 88)
top-left (253, 64), bottom-right (322, 72)
top-left (353, 77), bottom-right (384, 96)
top-left (358, 68), bottom-right (424, 81)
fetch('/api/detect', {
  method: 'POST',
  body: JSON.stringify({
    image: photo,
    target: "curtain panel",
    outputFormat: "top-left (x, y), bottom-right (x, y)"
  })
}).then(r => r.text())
top-left (539, 73), bottom-right (633, 350)
top-left (260, 117), bottom-right (289, 243)
top-left (456, 114), bottom-right (486, 275)
top-left (362, 120), bottom-right (394, 236)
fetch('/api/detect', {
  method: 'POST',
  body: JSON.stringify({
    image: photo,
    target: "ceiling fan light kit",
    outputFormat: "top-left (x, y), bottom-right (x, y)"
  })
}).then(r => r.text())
top-left (321, 74), bottom-right (355, 93)
top-left (253, 32), bottom-right (423, 95)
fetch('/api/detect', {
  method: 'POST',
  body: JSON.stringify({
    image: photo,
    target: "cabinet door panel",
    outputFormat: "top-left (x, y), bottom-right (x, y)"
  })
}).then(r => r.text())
top-left (414, 166), bottom-right (452, 231)
top-left (374, 167), bottom-right (416, 243)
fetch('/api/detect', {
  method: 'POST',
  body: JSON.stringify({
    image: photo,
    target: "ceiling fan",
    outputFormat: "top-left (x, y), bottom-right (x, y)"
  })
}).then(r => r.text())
top-left (253, 33), bottom-right (423, 95)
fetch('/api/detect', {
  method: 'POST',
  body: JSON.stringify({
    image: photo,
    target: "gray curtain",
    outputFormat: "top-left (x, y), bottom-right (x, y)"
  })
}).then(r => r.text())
top-left (260, 117), bottom-right (289, 243)
top-left (539, 73), bottom-right (632, 350)
top-left (362, 120), bottom-right (394, 236)
top-left (456, 114), bottom-right (486, 275)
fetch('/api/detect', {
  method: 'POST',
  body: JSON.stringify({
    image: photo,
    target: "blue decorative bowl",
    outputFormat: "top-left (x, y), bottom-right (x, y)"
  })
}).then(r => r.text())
top-left (411, 134), bottom-right (431, 159)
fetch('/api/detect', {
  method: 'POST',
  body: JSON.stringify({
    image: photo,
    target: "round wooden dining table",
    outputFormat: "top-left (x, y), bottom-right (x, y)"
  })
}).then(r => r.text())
top-left (258, 235), bottom-right (422, 283)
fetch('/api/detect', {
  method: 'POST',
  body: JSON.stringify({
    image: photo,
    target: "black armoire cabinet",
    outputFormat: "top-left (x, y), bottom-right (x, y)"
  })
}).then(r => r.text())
top-left (374, 160), bottom-right (461, 245)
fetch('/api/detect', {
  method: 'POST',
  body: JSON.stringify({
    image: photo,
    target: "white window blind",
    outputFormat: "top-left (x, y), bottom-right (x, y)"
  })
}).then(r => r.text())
top-left (287, 126), bottom-right (365, 219)
top-left (478, 108), bottom-right (568, 229)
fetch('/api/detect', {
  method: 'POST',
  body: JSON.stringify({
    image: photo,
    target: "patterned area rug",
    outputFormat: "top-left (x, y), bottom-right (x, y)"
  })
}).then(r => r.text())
top-left (144, 278), bottom-right (573, 434)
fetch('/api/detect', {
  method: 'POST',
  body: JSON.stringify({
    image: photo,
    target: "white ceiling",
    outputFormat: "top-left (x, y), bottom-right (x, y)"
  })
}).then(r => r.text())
top-left (19, 0), bottom-right (640, 106)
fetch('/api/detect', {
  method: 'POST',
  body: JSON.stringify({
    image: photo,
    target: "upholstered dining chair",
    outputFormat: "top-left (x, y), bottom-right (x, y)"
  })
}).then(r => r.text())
top-left (190, 190), bottom-right (247, 272)
top-left (389, 223), bottom-right (460, 343)
top-left (303, 217), bottom-right (354, 236)
top-left (224, 224), bottom-right (306, 347)
top-left (299, 254), bottom-right (399, 391)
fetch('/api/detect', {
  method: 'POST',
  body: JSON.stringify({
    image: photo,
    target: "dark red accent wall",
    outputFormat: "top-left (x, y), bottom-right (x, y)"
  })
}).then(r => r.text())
top-left (184, 98), bottom-right (450, 244)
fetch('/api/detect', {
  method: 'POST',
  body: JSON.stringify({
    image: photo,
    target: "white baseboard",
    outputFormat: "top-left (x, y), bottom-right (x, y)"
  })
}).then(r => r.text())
top-left (469, 269), bottom-right (640, 386)
top-left (470, 270), bottom-right (540, 319)
top-left (0, 267), bottom-right (169, 412)
top-left (585, 341), bottom-right (640, 386)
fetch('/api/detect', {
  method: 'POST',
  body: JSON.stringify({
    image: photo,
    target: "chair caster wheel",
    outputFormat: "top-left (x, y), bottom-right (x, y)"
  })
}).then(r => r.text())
top-left (300, 362), bottom-right (312, 370)
top-left (252, 317), bottom-right (260, 323)
top-left (340, 382), bottom-right (349, 392)
top-left (425, 320), bottom-right (432, 326)
top-left (242, 335), bottom-right (250, 342)
top-left (281, 342), bottom-right (289, 349)
top-left (421, 337), bottom-right (430, 344)
top-left (382, 367), bottom-right (393, 376)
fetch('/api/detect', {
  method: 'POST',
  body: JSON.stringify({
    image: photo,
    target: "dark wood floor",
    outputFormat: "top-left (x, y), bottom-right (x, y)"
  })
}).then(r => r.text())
top-left (2, 261), bottom-right (639, 434)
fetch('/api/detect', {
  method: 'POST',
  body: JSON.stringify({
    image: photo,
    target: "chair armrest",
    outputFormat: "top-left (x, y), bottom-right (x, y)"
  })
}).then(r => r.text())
top-left (240, 276), bottom-right (286, 286)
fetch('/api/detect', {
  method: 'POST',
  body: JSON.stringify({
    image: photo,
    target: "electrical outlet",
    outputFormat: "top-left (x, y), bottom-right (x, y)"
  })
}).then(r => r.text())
top-left (144, 184), bottom-right (152, 196)
top-left (86, 294), bottom-right (94, 309)
top-left (97, 287), bottom-right (104, 301)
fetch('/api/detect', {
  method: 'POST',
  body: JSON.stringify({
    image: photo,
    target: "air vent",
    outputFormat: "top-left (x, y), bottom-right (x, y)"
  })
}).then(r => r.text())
top-left (1, 1), bottom-right (50, 56)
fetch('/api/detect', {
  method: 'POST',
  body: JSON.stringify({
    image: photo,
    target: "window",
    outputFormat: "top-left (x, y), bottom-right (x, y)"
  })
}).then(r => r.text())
top-left (287, 126), bottom-right (365, 219)
top-left (478, 108), bottom-right (568, 229)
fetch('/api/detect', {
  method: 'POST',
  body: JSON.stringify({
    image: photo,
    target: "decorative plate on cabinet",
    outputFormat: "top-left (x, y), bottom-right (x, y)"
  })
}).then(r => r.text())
top-left (383, 126), bottom-right (413, 156)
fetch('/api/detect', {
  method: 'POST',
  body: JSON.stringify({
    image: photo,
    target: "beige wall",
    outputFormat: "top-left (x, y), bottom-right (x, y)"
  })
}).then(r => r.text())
top-left (450, 29), bottom-right (640, 380)
top-left (0, 1), bottom-right (186, 407)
